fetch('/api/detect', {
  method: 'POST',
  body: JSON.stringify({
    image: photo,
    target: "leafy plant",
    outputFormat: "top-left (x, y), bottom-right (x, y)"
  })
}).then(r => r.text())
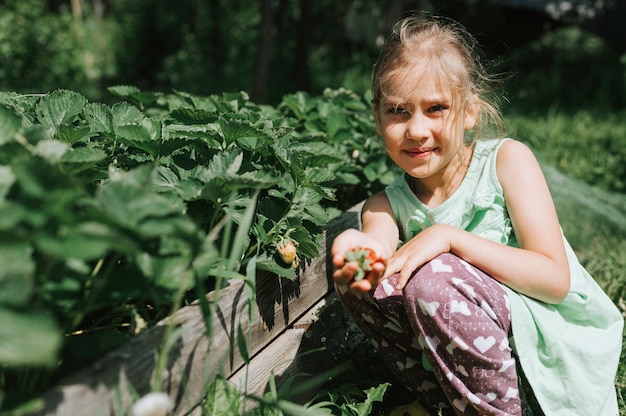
top-left (277, 88), bottom-right (399, 211)
top-left (0, 86), bottom-right (391, 410)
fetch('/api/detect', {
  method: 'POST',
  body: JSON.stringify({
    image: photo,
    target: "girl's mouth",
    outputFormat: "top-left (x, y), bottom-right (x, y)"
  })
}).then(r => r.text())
top-left (405, 148), bottom-right (435, 158)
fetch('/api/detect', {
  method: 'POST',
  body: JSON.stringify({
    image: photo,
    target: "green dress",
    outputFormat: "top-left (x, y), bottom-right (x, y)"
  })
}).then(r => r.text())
top-left (385, 138), bottom-right (623, 415)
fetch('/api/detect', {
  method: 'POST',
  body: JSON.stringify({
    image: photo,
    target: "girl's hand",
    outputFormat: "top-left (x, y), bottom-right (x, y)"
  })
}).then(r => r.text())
top-left (384, 224), bottom-right (453, 290)
top-left (331, 229), bottom-right (387, 294)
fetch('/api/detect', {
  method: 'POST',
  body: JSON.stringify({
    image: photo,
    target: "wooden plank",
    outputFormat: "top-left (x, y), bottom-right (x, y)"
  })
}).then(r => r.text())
top-left (228, 292), bottom-right (338, 410)
top-left (31, 203), bottom-right (362, 416)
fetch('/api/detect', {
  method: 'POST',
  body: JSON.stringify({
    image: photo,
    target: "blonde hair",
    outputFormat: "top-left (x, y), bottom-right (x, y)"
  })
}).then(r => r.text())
top-left (372, 14), bottom-right (504, 142)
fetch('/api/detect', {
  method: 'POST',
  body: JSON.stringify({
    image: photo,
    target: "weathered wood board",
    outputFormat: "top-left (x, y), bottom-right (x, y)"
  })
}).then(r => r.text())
top-left (30, 202), bottom-right (363, 416)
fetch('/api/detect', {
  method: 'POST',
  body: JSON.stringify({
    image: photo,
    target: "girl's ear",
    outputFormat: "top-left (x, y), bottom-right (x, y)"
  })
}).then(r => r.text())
top-left (464, 99), bottom-right (478, 131)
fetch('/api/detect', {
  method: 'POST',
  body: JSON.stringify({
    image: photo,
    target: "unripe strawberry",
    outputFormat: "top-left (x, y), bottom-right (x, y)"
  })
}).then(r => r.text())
top-left (344, 247), bottom-right (378, 281)
top-left (276, 238), bottom-right (298, 266)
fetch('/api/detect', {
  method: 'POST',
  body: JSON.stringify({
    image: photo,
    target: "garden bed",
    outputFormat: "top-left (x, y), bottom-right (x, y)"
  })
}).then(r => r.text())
top-left (30, 203), bottom-right (363, 416)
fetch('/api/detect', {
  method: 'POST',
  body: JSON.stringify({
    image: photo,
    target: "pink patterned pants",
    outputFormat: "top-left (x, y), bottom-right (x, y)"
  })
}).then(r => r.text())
top-left (336, 253), bottom-right (539, 416)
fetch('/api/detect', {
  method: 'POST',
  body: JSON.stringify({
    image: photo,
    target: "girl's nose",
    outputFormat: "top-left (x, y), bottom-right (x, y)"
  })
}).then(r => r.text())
top-left (406, 113), bottom-right (430, 140)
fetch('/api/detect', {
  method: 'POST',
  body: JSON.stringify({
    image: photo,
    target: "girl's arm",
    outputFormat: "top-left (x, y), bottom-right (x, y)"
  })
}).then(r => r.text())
top-left (331, 191), bottom-right (400, 292)
top-left (387, 140), bottom-right (570, 304)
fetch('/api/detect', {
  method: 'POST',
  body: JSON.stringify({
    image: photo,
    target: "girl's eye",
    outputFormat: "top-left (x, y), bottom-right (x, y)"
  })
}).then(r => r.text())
top-left (389, 106), bottom-right (410, 116)
top-left (428, 104), bottom-right (448, 113)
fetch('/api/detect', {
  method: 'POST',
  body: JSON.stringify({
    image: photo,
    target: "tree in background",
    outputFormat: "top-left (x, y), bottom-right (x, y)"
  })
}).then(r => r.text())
top-left (0, 0), bottom-right (624, 106)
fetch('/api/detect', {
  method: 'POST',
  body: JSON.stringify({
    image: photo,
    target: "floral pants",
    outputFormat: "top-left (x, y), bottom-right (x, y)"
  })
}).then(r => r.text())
top-left (336, 253), bottom-right (539, 416)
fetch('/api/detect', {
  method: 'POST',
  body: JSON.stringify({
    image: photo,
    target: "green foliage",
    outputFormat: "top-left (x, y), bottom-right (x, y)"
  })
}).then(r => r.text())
top-left (506, 109), bottom-right (626, 194)
top-left (203, 376), bottom-right (241, 416)
top-left (0, 87), bottom-right (389, 410)
top-left (277, 88), bottom-right (399, 209)
top-left (504, 26), bottom-right (626, 113)
top-left (225, 363), bottom-right (388, 416)
top-left (307, 382), bottom-right (390, 416)
top-left (0, 0), bottom-right (383, 104)
top-left (0, 0), bottom-right (88, 95)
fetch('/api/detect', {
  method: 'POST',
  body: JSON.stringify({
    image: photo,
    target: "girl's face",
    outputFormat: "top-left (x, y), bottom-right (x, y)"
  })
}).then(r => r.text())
top-left (374, 69), bottom-right (476, 185)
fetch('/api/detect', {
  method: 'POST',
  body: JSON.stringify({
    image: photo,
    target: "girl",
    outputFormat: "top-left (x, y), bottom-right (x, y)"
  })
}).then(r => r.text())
top-left (331, 14), bottom-right (623, 416)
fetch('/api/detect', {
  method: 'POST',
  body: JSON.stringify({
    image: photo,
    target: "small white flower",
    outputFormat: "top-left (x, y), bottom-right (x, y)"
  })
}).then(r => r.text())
top-left (132, 392), bottom-right (174, 416)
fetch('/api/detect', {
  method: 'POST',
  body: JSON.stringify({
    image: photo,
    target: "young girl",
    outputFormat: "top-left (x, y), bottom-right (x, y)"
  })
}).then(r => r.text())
top-left (331, 14), bottom-right (623, 416)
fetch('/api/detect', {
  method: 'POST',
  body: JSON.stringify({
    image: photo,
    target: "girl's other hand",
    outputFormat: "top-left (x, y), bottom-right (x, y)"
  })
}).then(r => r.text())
top-left (331, 229), bottom-right (387, 294)
top-left (384, 224), bottom-right (453, 290)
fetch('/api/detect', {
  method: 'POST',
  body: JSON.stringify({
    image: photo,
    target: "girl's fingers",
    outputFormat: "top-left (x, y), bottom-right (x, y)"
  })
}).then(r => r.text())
top-left (332, 261), bottom-right (358, 285)
top-left (396, 270), bottom-right (412, 290)
top-left (391, 254), bottom-right (424, 290)
top-left (332, 253), bottom-right (346, 268)
top-left (349, 279), bottom-right (372, 294)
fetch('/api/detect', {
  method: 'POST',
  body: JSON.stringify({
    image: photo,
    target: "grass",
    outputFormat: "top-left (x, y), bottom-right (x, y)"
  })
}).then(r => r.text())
top-left (508, 110), bottom-right (626, 413)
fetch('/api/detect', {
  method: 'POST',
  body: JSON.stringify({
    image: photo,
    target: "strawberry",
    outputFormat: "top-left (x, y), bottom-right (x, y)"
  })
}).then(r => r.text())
top-left (276, 238), bottom-right (299, 268)
top-left (344, 246), bottom-right (378, 281)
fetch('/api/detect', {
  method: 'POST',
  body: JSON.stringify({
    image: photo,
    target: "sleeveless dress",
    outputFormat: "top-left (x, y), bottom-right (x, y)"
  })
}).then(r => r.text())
top-left (383, 138), bottom-right (623, 415)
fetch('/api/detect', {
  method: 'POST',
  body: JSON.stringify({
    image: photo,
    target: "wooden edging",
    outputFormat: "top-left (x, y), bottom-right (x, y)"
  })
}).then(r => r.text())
top-left (32, 202), bottom-right (363, 416)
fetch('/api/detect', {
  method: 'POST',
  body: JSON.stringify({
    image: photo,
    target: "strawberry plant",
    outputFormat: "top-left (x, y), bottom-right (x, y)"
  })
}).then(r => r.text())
top-left (0, 86), bottom-right (393, 411)
top-left (277, 88), bottom-right (400, 212)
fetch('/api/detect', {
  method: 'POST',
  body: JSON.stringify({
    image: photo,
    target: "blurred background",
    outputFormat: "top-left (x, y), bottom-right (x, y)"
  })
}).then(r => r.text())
top-left (1, 0), bottom-right (625, 112)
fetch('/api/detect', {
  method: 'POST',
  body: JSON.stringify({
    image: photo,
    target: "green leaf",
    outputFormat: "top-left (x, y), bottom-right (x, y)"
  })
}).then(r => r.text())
top-left (11, 157), bottom-right (75, 198)
top-left (280, 92), bottom-right (313, 120)
top-left (83, 102), bottom-right (114, 134)
top-left (111, 101), bottom-right (145, 126)
top-left (236, 324), bottom-right (249, 364)
top-left (304, 203), bottom-right (331, 226)
top-left (116, 124), bottom-right (152, 142)
top-left (0, 201), bottom-right (28, 230)
top-left (108, 85), bottom-right (159, 108)
top-left (108, 85), bottom-right (141, 97)
top-left (296, 142), bottom-right (344, 166)
top-left (276, 400), bottom-right (332, 416)
top-left (157, 137), bottom-right (191, 158)
top-left (60, 147), bottom-right (107, 174)
top-left (153, 165), bottom-right (181, 193)
top-left (288, 187), bottom-right (324, 220)
top-left (286, 226), bottom-right (320, 259)
top-left (256, 259), bottom-right (296, 280)
top-left (0, 105), bottom-right (21, 145)
top-left (138, 215), bottom-right (197, 238)
top-left (227, 190), bottom-right (259, 271)
top-left (153, 165), bottom-right (203, 200)
top-left (116, 124), bottom-right (158, 157)
top-left (219, 117), bottom-right (268, 148)
top-left (35, 222), bottom-right (135, 260)
top-left (56, 124), bottom-right (92, 144)
top-left (0, 307), bottom-right (62, 366)
top-left (136, 252), bottom-right (193, 291)
top-left (203, 377), bottom-right (240, 416)
top-left (352, 383), bottom-right (390, 416)
top-left (34, 139), bottom-right (70, 162)
top-left (198, 150), bottom-right (280, 202)
top-left (326, 111), bottom-right (349, 138)
top-left (0, 165), bottom-right (16, 202)
top-left (36, 90), bottom-right (87, 128)
top-left (170, 107), bottom-right (217, 124)
top-left (306, 167), bottom-right (335, 184)
top-left (98, 180), bottom-right (185, 230)
top-left (0, 243), bottom-right (34, 307)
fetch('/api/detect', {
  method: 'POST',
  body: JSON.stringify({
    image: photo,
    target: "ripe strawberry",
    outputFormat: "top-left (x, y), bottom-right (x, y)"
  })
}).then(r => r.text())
top-left (344, 247), bottom-right (378, 281)
top-left (276, 238), bottom-right (299, 268)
